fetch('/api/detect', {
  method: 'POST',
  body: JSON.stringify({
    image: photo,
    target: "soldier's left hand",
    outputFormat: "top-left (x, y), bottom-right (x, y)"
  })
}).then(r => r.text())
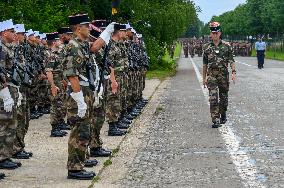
top-left (232, 73), bottom-right (236, 84)
top-left (39, 73), bottom-right (47, 80)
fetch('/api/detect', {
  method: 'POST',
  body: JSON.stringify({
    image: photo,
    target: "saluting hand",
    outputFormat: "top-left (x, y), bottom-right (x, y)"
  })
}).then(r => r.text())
top-left (51, 85), bottom-right (60, 97)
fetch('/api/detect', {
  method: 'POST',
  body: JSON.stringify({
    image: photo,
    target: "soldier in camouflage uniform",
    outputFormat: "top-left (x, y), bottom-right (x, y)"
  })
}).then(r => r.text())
top-left (116, 26), bottom-right (136, 129)
top-left (137, 34), bottom-right (149, 105)
top-left (57, 27), bottom-right (73, 129)
top-left (27, 32), bottom-right (42, 119)
top-left (203, 22), bottom-right (236, 128)
top-left (64, 14), bottom-right (98, 180)
top-left (0, 19), bottom-right (22, 171)
top-left (125, 26), bottom-right (143, 122)
top-left (88, 28), bottom-right (112, 157)
top-left (105, 23), bottom-right (130, 136)
top-left (45, 32), bottom-right (69, 137)
top-left (35, 34), bottom-right (50, 116)
top-left (11, 24), bottom-right (33, 159)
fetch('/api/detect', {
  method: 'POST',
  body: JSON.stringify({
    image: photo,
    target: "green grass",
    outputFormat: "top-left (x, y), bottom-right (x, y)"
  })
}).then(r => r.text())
top-left (251, 49), bottom-right (284, 61)
top-left (154, 105), bottom-right (164, 115)
top-left (147, 42), bottom-right (181, 80)
top-left (92, 176), bottom-right (100, 183)
top-left (112, 147), bottom-right (120, 155)
top-left (103, 159), bottom-right (112, 167)
top-left (146, 69), bottom-right (177, 80)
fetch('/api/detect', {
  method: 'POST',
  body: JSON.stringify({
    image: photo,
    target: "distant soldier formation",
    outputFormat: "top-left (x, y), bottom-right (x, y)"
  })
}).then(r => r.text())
top-left (181, 38), bottom-right (252, 57)
top-left (0, 14), bottom-right (149, 180)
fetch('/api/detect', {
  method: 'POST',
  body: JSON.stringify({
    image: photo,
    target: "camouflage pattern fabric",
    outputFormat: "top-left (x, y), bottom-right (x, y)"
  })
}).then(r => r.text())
top-left (0, 86), bottom-right (18, 161)
top-left (105, 39), bottom-right (127, 123)
top-left (12, 87), bottom-right (29, 154)
top-left (203, 41), bottom-right (234, 122)
top-left (46, 48), bottom-right (67, 125)
top-left (64, 36), bottom-right (93, 171)
top-left (0, 42), bottom-right (20, 159)
top-left (106, 75), bottom-right (123, 122)
top-left (89, 50), bottom-right (107, 149)
top-left (66, 86), bottom-right (93, 170)
top-left (89, 80), bottom-right (107, 148)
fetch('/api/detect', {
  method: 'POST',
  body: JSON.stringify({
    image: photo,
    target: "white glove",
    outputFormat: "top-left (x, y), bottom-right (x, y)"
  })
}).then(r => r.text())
top-left (70, 91), bottom-right (87, 118)
top-left (98, 85), bottom-right (104, 100)
top-left (17, 90), bottom-right (23, 107)
top-left (99, 22), bottom-right (116, 45)
top-left (93, 91), bottom-right (99, 107)
top-left (0, 87), bottom-right (15, 112)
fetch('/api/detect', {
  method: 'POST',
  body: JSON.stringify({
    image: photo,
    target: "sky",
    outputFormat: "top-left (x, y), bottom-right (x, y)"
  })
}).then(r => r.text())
top-left (193, 0), bottom-right (247, 23)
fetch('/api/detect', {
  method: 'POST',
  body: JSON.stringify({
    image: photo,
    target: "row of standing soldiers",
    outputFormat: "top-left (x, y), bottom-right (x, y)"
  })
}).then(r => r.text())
top-left (0, 15), bottom-right (149, 180)
top-left (181, 38), bottom-right (252, 58)
top-left (182, 38), bottom-right (205, 58)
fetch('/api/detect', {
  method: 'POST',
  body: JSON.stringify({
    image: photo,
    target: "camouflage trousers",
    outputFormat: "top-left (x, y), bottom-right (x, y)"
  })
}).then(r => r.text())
top-left (38, 79), bottom-right (50, 108)
top-left (106, 74), bottom-right (123, 123)
top-left (89, 81), bottom-right (107, 149)
top-left (184, 48), bottom-right (189, 58)
top-left (142, 68), bottom-right (147, 94)
top-left (128, 71), bottom-right (136, 107)
top-left (67, 86), bottom-right (94, 171)
top-left (207, 71), bottom-right (229, 123)
top-left (12, 87), bottom-right (30, 154)
top-left (121, 73), bottom-right (129, 112)
top-left (49, 82), bottom-right (67, 125)
top-left (0, 86), bottom-right (18, 161)
top-left (138, 69), bottom-right (145, 99)
top-left (136, 71), bottom-right (142, 101)
top-left (29, 82), bottom-right (39, 110)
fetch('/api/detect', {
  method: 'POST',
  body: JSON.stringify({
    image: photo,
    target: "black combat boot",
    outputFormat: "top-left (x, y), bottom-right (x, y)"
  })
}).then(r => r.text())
top-left (84, 159), bottom-right (98, 167)
top-left (50, 124), bottom-right (66, 137)
top-left (90, 147), bottom-right (112, 157)
top-left (30, 107), bottom-right (40, 119)
top-left (220, 113), bottom-right (227, 124)
top-left (0, 159), bottom-right (19, 169)
top-left (0, 172), bottom-right (5, 180)
top-left (120, 117), bottom-right (132, 125)
top-left (129, 111), bottom-right (139, 117)
top-left (23, 150), bottom-right (33, 157)
top-left (12, 151), bottom-right (30, 159)
top-left (116, 121), bottom-right (130, 129)
top-left (125, 113), bottom-right (135, 120)
top-left (67, 170), bottom-right (95, 180)
top-left (37, 106), bottom-right (44, 115)
top-left (212, 119), bottom-right (221, 128)
top-left (58, 121), bottom-right (71, 130)
top-left (37, 106), bottom-right (44, 117)
top-left (141, 98), bottom-right (149, 104)
top-left (108, 122), bottom-right (126, 136)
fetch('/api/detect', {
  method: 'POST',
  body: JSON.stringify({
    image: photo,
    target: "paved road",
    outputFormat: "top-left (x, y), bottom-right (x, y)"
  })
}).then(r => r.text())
top-left (117, 56), bottom-right (284, 188)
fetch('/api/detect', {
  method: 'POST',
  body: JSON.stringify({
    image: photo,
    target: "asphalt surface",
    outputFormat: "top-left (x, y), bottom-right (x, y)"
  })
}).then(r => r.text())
top-left (116, 55), bottom-right (284, 188)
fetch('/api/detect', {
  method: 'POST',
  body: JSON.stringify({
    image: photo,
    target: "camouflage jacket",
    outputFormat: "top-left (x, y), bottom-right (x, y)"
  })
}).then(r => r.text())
top-left (127, 40), bottom-right (141, 70)
top-left (203, 41), bottom-right (234, 72)
top-left (108, 39), bottom-right (127, 73)
top-left (63, 36), bottom-right (90, 81)
top-left (45, 47), bottom-right (64, 82)
top-left (0, 42), bottom-right (23, 88)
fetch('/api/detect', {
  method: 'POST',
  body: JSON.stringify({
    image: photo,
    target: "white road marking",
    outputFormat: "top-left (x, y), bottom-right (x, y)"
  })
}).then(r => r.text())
top-left (236, 61), bottom-right (253, 67)
top-left (190, 57), bottom-right (266, 188)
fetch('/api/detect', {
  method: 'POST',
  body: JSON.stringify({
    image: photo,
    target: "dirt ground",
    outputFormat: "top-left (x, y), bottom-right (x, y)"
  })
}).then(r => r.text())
top-left (0, 78), bottom-right (161, 188)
